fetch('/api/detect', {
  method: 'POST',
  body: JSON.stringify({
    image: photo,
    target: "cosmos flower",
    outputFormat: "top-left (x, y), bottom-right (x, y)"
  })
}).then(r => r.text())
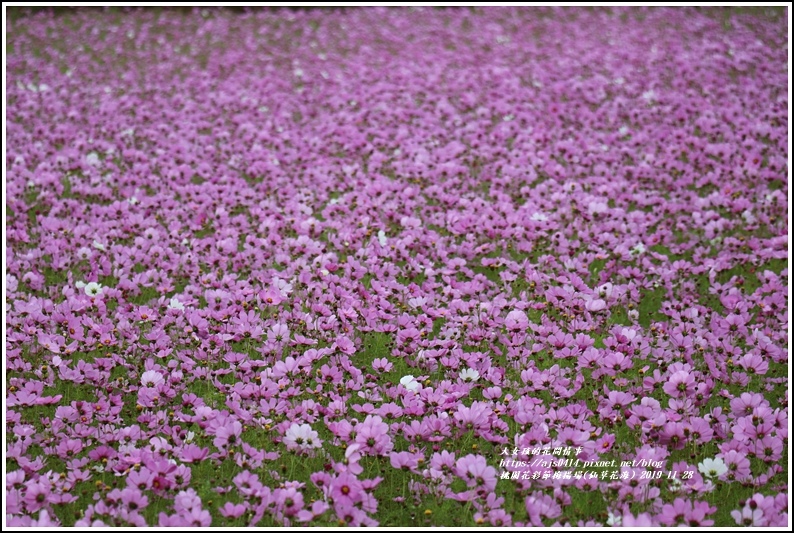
top-left (354, 415), bottom-right (393, 455)
top-left (504, 310), bottom-right (529, 331)
top-left (283, 423), bottom-right (322, 451)
top-left (218, 502), bottom-right (248, 519)
top-left (697, 457), bottom-right (728, 479)
top-left (731, 507), bottom-right (766, 527)
top-left (400, 375), bottom-right (420, 392)
top-left (459, 368), bottom-right (480, 382)
top-left (330, 472), bottom-right (364, 506)
top-left (4, 6), bottom-right (787, 528)
top-left (663, 370), bottom-right (696, 398)
top-left (455, 454), bottom-right (498, 492)
top-left (141, 370), bottom-right (165, 388)
top-left (213, 421), bottom-right (243, 449)
top-left (84, 282), bottom-right (103, 297)
top-left (585, 298), bottom-right (607, 312)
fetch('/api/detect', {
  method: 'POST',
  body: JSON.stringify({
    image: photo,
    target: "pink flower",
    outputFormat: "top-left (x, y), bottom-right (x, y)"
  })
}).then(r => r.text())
top-left (504, 310), bottom-right (529, 331)
top-left (525, 491), bottom-right (562, 526)
top-left (354, 415), bottom-right (393, 455)
top-left (213, 421), bottom-right (243, 448)
top-left (390, 451), bottom-right (420, 472)
top-left (297, 500), bottom-right (330, 523)
top-left (120, 487), bottom-right (149, 512)
top-left (455, 454), bottom-right (497, 492)
top-left (663, 370), bottom-right (696, 398)
top-left (731, 506), bottom-right (766, 527)
top-left (718, 450), bottom-right (752, 482)
top-left (620, 512), bottom-right (657, 527)
top-left (330, 471), bottom-right (364, 506)
top-left (219, 502), bottom-right (248, 518)
top-left (179, 444), bottom-right (209, 463)
top-left (23, 481), bottom-right (52, 513)
top-left (736, 353), bottom-right (768, 375)
top-left (585, 298), bottom-right (607, 312)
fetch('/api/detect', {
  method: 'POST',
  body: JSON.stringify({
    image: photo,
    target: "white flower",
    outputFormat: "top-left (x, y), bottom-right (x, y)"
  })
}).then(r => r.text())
top-left (585, 298), bottom-right (607, 312)
top-left (168, 298), bottom-right (185, 311)
top-left (75, 281), bottom-right (86, 289)
top-left (377, 230), bottom-right (387, 247)
top-left (92, 240), bottom-right (106, 251)
top-left (459, 368), bottom-right (480, 382)
top-left (400, 375), bottom-right (420, 392)
top-left (284, 423), bottom-right (322, 451)
top-left (86, 152), bottom-right (100, 166)
top-left (141, 370), bottom-right (165, 388)
top-left (631, 243), bottom-right (646, 255)
top-left (606, 512), bottom-right (622, 526)
top-left (698, 457), bottom-right (728, 479)
top-left (530, 212), bottom-right (548, 221)
top-left (84, 282), bottom-right (103, 297)
top-left (597, 282), bottom-right (613, 299)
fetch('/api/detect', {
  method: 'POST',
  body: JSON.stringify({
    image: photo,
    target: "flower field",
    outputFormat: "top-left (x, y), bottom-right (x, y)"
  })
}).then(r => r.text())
top-left (4, 6), bottom-right (789, 527)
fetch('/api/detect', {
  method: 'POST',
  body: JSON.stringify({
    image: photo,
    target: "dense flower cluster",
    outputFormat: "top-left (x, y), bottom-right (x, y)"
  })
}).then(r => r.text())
top-left (5, 7), bottom-right (788, 527)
